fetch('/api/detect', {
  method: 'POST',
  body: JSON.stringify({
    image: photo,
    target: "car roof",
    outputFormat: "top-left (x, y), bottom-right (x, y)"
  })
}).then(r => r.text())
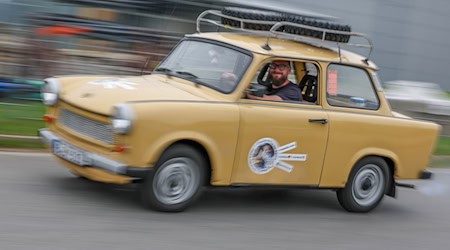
top-left (188, 32), bottom-right (378, 70)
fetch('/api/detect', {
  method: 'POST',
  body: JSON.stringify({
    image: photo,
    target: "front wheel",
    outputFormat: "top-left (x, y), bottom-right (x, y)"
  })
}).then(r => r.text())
top-left (337, 157), bottom-right (390, 213)
top-left (140, 144), bottom-right (206, 212)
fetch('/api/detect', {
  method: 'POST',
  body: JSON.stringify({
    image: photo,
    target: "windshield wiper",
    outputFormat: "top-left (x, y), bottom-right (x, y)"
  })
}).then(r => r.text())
top-left (175, 71), bottom-right (198, 79)
top-left (154, 68), bottom-right (199, 86)
top-left (154, 67), bottom-right (173, 74)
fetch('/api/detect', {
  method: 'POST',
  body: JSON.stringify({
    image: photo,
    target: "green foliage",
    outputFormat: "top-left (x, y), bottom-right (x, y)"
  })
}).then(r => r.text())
top-left (0, 99), bottom-right (45, 136)
top-left (434, 136), bottom-right (450, 155)
top-left (0, 139), bottom-right (44, 149)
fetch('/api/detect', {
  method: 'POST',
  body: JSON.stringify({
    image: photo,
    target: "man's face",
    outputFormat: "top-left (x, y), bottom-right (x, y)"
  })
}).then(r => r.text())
top-left (269, 61), bottom-right (290, 86)
top-left (263, 145), bottom-right (273, 154)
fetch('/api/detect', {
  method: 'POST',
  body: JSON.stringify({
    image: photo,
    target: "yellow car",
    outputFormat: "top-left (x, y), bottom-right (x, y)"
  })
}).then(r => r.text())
top-left (39, 8), bottom-right (440, 213)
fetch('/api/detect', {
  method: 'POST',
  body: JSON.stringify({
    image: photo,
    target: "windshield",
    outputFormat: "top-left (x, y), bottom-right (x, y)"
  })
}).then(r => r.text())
top-left (156, 40), bottom-right (252, 93)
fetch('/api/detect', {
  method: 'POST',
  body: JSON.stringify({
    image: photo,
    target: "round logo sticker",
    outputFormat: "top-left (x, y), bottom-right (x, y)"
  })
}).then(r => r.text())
top-left (248, 138), bottom-right (279, 174)
top-left (248, 138), bottom-right (307, 174)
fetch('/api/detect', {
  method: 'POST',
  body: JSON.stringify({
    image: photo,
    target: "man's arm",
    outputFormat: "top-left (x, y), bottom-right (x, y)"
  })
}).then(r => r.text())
top-left (247, 93), bottom-right (283, 101)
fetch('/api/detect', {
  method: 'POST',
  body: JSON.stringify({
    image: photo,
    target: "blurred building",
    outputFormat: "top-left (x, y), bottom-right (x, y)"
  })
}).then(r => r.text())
top-left (0, 0), bottom-right (233, 78)
top-left (0, 0), bottom-right (449, 92)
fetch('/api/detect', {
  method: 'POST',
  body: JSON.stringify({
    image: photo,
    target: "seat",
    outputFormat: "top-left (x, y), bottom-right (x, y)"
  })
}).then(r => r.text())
top-left (299, 74), bottom-right (318, 103)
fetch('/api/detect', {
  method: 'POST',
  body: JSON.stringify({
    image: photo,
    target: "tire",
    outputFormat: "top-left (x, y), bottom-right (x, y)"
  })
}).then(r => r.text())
top-left (140, 144), bottom-right (207, 212)
top-left (221, 7), bottom-right (284, 31)
top-left (337, 156), bottom-right (390, 213)
top-left (285, 15), bottom-right (351, 43)
top-left (221, 7), bottom-right (351, 43)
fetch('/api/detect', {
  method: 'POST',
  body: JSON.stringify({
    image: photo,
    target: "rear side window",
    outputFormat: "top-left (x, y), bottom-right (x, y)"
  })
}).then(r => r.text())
top-left (326, 64), bottom-right (379, 110)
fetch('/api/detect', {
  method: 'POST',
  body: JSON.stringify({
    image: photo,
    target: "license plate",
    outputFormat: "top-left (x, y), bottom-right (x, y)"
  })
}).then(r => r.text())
top-left (53, 140), bottom-right (90, 166)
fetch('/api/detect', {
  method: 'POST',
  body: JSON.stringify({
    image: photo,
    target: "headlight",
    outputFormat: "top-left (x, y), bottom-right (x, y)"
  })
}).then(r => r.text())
top-left (111, 103), bottom-right (134, 134)
top-left (41, 78), bottom-right (60, 106)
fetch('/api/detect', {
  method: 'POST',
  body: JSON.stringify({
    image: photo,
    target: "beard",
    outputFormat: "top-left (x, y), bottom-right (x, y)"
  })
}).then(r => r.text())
top-left (271, 74), bottom-right (288, 86)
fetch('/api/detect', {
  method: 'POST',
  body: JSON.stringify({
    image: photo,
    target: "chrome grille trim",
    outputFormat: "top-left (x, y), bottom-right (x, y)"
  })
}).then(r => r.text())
top-left (59, 108), bottom-right (114, 144)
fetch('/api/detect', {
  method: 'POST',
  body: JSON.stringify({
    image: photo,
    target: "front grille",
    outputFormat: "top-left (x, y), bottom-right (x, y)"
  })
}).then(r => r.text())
top-left (59, 108), bottom-right (114, 144)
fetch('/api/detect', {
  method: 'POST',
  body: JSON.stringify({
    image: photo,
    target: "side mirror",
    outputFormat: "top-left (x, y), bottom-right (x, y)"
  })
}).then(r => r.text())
top-left (257, 63), bottom-right (272, 87)
top-left (250, 83), bottom-right (267, 97)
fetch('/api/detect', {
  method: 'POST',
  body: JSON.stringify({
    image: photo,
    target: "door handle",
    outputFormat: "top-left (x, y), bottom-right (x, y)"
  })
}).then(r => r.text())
top-left (309, 118), bottom-right (328, 124)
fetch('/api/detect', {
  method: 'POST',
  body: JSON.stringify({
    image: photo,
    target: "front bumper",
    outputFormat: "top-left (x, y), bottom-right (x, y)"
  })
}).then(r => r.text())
top-left (39, 128), bottom-right (151, 180)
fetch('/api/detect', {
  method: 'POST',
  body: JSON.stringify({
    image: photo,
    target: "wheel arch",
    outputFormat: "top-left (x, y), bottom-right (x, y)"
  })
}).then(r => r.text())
top-left (163, 139), bottom-right (212, 186)
top-left (336, 155), bottom-right (393, 213)
top-left (345, 152), bottom-right (397, 197)
top-left (141, 126), bottom-right (237, 186)
top-left (354, 154), bottom-right (396, 177)
top-left (347, 148), bottom-right (398, 175)
top-left (379, 156), bottom-right (396, 197)
top-left (140, 140), bottom-right (212, 212)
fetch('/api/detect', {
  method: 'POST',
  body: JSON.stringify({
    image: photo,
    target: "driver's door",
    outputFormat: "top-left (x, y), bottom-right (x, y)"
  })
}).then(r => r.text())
top-left (231, 101), bottom-right (329, 185)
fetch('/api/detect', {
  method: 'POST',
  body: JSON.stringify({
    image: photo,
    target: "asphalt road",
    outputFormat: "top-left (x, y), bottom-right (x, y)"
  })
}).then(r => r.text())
top-left (1, 152), bottom-right (450, 250)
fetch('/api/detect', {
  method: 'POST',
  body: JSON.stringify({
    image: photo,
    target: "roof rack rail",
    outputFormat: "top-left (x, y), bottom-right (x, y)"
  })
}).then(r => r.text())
top-left (196, 10), bottom-right (373, 62)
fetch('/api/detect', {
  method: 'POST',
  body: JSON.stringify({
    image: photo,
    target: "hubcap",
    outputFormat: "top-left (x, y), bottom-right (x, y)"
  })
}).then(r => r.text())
top-left (153, 157), bottom-right (199, 205)
top-left (351, 164), bottom-right (385, 206)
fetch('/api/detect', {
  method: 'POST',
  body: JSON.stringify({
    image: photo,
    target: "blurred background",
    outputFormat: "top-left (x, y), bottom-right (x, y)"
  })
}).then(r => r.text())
top-left (1, 0), bottom-right (449, 85)
top-left (1, 0), bottom-right (450, 149)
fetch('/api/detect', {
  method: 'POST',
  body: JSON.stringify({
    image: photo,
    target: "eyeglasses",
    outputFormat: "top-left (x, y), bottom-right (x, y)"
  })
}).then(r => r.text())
top-left (269, 63), bottom-right (290, 70)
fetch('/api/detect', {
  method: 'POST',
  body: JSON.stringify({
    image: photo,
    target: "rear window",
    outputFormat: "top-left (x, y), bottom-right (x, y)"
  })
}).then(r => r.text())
top-left (326, 64), bottom-right (379, 110)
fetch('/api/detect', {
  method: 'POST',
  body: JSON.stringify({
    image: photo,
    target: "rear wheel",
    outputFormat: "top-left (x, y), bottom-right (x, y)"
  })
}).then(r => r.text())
top-left (337, 157), bottom-right (390, 212)
top-left (140, 144), bottom-right (206, 212)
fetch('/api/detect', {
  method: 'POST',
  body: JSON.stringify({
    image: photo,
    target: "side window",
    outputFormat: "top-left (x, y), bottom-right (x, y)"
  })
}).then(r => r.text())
top-left (247, 60), bottom-right (302, 103)
top-left (326, 64), bottom-right (379, 110)
top-left (249, 60), bottom-right (319, 104)
top-left (256, 61), bottom-right (297, 84)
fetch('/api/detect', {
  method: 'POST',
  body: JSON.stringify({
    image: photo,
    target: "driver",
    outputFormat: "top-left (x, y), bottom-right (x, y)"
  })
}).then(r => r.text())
top-left (247, 60), bottom-right (302, 102)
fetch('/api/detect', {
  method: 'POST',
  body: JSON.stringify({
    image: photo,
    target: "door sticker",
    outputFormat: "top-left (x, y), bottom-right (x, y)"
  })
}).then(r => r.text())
top-left (248, 138), bottom-right (307, 174)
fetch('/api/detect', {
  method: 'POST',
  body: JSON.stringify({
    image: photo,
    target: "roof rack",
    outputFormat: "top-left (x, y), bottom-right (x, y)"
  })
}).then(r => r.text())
top-left (196, 10), bottom-right (373, 62)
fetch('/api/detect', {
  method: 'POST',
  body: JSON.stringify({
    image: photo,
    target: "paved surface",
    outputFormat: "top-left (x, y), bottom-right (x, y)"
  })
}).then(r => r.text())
top-left (1, 152), bottom-right (450, 250)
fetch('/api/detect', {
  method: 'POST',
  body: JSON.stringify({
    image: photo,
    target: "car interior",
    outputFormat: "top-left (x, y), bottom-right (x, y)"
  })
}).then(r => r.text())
top-left (253, 60), bottom-right (319, 104)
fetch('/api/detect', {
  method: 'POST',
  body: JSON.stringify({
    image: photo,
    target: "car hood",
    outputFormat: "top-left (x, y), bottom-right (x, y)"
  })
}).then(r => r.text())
top-left (59, 75), bottom-right (212, 114)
